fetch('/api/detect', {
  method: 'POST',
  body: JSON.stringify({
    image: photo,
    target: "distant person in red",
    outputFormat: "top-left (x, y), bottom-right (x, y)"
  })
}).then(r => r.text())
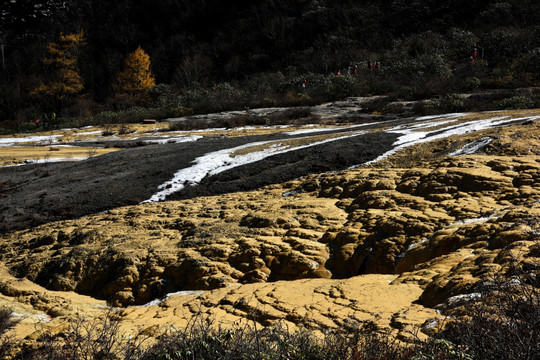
top-left (336, 69), bottom-right (341, 75)
top-left (472, 47), bottom-right (478, 63)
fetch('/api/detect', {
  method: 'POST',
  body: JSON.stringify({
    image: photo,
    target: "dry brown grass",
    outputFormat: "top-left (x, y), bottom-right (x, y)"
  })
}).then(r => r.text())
top-left (0, 146), bottom-right (118, 166)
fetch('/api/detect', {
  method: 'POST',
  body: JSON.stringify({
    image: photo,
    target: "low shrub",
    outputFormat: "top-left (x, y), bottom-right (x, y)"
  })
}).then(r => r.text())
top-left (216, 115), bottom-right (269, 128)
top-left (0, 307), bottom-right (18, 359)
top-left (0, 308), bottom-right (15, 337)
top-left (442, 267), bottom-right (540, 360)
top-left (211, 82), bottom-right (249, 111)
top-left (424, 93), bottom-right (466, 114)
top-left (328, 75), bottom-right (358, 100)
top-left (18, 312), bottom-right (144, 360)
top-left (396, 86), bottom-right (416, 100)
top-left (462, 92), bottom-right (506, 112)
top-left (275, 107), bottom-right (313, 121)
top-left (141, 318), bottom-right (408, 360)
top-left (178, 87), bottom-right (211, 112)
top-left (463, 77), bottom-right (481, 91)
top-left (495, 93), bottom-right (536, 110)
top-left (94, 110), bottom-right (120, 124)
top-left (167, 107), bottom-right (319, 131)
top-left (149, 84), bottom-right (178, 109)
top-left (85, 107), bottom-right (172, 126)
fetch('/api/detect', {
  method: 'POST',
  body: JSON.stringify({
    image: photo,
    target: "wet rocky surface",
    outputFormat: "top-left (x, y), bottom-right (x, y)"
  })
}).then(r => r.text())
top-left (0, 122), bottom-right (399, 233)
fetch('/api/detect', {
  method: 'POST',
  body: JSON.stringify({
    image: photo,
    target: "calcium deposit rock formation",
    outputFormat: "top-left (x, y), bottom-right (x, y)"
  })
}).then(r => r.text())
top-left (0, 108), bottom-right (539, 343)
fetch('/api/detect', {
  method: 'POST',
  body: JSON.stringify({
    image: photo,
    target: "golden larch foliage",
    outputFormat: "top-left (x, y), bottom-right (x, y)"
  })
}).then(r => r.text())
top-left (32, 31), bottom-right (86, 100)
top-left (115, 47), bottom-right (156, 96)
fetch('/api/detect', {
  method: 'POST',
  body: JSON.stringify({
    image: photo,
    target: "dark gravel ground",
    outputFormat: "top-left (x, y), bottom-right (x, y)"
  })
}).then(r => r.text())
top-left (0, 122), bottom-right (402, 234)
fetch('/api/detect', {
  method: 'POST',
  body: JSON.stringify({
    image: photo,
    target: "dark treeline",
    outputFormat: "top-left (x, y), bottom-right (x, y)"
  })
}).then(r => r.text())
top-left (1, 0), bottom-right (539, 129)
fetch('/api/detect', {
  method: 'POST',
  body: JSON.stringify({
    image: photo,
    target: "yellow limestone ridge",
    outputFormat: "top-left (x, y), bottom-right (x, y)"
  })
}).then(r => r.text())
top-left (118, 275), bottom-right (435, 340)
top-left (0, 265), bottom-right (109, 340)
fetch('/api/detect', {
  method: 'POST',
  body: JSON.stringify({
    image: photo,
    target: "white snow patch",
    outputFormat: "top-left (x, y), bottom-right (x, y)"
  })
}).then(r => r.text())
top-left (58, 125), bottom-right (93, 131)
top-left (190, 127), bottom-right (228, 133)
top-left (424, 319), bottom-right (439, 330)
top-left (76, 130), bottom-right (103, 136)
top-left (449, 137), bottom-right (493, 156)
top-left (282, 191), bottom-right (297, 197)
top-left (1, 156), bottom-right (91, 168)
top-left (452, 213), bottom-right (498, 225)
top-left (459, 217), bottom-right (492, 224)
top-left (12, 312), bottom-right (51, 323)
top-left (447, 292), bottom-right (482, 305)
top-left (415, 113), bottom-right (469, 121)
top-left (505, 277), bottom-right (522, 287)
top-left (33, 314), bottom-right (52, 323)
top-left (143, 135), bottom-right (203, 144)
top-left (22, 156), bottom-right (90, 164)
top-left (406, 238), bottom-right (428, 252)
top-left (138, 290), bottom-right (205, 308)
top-left (92, 304), bottom-right (116, 309)
top-left (0, 156), bottom-right (90, 168)
top-left (163, 290), bottom-right (205, 299)
top-left (10, 312), bottom-right (25, 320)
top-left (0, 134), bottom-right (62, 147)
top-left (391, 119), bottom-right (458, 132)
top-left (363, 115), bottom-right (540, 166)
top-left (143, 132), bottom-right (364, 203)
top-left (283, 123), bottom-right (373, 135)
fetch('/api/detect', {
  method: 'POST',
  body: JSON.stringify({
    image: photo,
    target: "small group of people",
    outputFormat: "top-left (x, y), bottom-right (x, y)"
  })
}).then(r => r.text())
top-left (336, 61), bottom-right (381, 76)
top-left (34, 112), bottom-right (56, 129)
top-left (336, 64), bottom-right (360, 76)
top-left (471, 47), bottom-right (480, 63)
top-left (367, 61), bottom-right (381, 71)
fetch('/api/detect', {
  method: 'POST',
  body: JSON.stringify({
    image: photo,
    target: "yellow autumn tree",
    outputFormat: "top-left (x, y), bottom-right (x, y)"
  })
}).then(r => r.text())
top-left (115, 47), bottom-right (155, 101)
top-left (32, 31), bottom-right (86, 105)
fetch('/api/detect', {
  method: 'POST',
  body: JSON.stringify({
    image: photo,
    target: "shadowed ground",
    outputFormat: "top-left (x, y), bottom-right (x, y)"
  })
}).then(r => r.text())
top-left (0, 123), bottom-right (399, 233)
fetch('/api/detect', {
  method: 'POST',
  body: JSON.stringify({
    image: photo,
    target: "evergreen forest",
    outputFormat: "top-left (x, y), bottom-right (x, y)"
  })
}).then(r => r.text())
top-left (1, 0), bottom-right (540, 131)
